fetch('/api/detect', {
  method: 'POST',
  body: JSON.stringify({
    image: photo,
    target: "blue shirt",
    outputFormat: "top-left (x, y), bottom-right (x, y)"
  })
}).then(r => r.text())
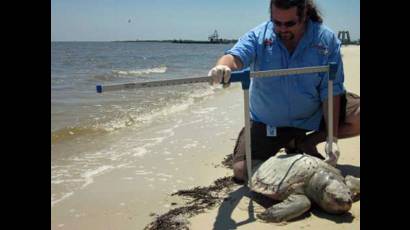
top-left (225, 20), bottom-right (345, 131)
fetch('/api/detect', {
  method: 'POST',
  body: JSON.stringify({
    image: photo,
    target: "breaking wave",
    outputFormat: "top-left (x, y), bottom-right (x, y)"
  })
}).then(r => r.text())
top-left (92, 66), bottom-right (167, 81)
top-left (112, 66), bottom-right (167, 76)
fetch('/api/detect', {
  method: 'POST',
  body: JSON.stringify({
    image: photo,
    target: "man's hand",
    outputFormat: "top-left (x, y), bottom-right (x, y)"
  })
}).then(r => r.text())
top-left (208, 65), bottom-right (231, 88)
top-left (324, 140), bottom-right (340, 166)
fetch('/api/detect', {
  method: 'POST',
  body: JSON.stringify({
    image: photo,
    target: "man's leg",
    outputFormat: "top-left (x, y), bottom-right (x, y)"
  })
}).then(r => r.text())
top-left (298, 92), bottom-right (360, 157)
top-left (231, 126), bottom-right (247, 181)
top-left (233, 161), bottom-right (246, 181)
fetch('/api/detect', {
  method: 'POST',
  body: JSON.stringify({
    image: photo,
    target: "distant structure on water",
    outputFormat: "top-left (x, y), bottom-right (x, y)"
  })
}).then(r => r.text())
top-left (338, 30), bottom-right (360, 45)
top-left (172, 30), bottom-right (236, 44)
top-left (208, 30), bottom-right (223, 43)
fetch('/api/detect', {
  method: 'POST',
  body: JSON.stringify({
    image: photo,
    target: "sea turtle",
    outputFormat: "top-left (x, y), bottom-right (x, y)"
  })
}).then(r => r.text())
top-left (250, 153), bottom-right (360, 222)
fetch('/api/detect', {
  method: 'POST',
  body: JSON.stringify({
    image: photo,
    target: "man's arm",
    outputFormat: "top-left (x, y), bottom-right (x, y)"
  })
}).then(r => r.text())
top-left (215, 54), bottom-right (244, 71)
top-left (208, 54), bottom-right (244, 86)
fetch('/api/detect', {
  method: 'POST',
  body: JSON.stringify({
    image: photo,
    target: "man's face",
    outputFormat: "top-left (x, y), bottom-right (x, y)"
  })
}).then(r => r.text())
top-left (271, 6), bottom-right (305, 42)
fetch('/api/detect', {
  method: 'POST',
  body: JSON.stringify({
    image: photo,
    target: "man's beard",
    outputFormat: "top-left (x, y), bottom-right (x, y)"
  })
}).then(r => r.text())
top-left (277, 32), bottom-right (295, 41)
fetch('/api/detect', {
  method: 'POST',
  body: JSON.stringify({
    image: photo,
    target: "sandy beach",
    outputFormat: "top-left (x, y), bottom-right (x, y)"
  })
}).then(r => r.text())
top-left (51, 45), bottom-right (360, 230)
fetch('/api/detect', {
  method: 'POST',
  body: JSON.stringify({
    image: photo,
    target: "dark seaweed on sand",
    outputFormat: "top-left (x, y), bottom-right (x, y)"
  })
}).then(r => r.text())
top-left (144, 174), bottom-right (236, 230)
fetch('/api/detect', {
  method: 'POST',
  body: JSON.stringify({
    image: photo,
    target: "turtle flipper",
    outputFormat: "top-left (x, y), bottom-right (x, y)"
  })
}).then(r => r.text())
top-left (257, 194), bottom-right (311, 222)
top-left (345, 175), bottom-right (360, 201)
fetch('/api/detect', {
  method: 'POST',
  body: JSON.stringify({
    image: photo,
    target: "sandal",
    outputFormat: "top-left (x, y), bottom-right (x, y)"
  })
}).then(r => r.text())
top-left (232, 176), bottom-right (245, 185)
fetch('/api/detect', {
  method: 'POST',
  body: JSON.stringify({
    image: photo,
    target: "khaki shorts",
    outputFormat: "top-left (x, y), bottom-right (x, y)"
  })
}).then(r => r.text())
top-left (232, 92), bottom-right (360, 163)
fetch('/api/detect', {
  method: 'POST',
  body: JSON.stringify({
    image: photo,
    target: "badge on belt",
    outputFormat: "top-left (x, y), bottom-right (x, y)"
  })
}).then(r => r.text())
top-left (266, 125), bottom-right (277, 137)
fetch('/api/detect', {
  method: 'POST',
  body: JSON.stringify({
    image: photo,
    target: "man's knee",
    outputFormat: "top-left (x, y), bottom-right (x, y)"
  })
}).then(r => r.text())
top-left (345, 110), bottom-right (360, 135)
top-left (233, 160), bottom-right (246, 180)
top-left (352, 116), bottom-right (360, 134)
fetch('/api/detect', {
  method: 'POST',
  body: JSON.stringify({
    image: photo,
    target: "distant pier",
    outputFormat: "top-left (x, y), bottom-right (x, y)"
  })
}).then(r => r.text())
top-left (114, 30), bottom-right (238, 44)
top-left (172, 30), bottom-right (236, 44)
top-left (171, 39), bottom-right (236, 44)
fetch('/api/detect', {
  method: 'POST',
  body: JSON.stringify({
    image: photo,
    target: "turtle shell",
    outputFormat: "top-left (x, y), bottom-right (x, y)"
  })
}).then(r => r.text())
top-left (250, 154), bottom-right (340, 200)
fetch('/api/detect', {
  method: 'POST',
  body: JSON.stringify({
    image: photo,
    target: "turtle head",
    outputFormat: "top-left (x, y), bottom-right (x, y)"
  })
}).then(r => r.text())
top-left (321, 179), bottom-right (353, 214)
top-left (307, 170), bottom-right (352, 214)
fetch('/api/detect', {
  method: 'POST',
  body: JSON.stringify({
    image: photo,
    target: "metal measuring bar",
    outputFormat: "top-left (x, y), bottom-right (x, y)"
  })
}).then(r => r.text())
top-left (96, 65), bottom-right (330, 93)
top-left (96, 63), bottom-right (337, 189)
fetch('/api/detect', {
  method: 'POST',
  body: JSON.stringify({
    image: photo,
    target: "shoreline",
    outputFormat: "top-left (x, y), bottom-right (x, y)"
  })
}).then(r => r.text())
top-left (51, 84), bottom-right (246, 230)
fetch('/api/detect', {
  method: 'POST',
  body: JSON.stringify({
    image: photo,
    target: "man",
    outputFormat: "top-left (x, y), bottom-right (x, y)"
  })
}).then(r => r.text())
top-left (208, 0), bottom-right (360, 183)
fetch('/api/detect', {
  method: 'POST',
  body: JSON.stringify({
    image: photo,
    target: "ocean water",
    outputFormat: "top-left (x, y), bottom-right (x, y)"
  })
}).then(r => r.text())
top-left (51, 41), bottom-right (234, 207)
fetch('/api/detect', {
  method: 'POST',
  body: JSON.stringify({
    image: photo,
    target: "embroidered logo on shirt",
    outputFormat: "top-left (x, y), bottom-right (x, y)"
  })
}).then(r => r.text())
top-left (311, 43), bottom-right (329, 56)
top-left (264, 38), bottom-right (273, 47)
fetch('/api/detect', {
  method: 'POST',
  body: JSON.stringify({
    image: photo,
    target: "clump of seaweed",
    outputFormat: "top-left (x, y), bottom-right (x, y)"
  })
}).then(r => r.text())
top-left (144, 176), bottom-right (236, 230)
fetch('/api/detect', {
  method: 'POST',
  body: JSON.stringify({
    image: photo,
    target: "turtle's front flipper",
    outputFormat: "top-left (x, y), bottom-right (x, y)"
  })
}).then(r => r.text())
top-left (257, 194), bottom-right (311, 222)
top-left (345, 175), bottom-right (360, 201)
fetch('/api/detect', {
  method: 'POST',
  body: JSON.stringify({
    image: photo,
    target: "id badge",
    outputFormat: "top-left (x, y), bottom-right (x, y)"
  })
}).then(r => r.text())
top-left (266, 125), bottom-right (277, 137)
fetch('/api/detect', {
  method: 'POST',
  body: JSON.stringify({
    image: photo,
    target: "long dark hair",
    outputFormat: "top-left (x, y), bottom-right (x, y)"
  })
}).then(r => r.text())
top-left (270, 0), bottom-right (323, 23)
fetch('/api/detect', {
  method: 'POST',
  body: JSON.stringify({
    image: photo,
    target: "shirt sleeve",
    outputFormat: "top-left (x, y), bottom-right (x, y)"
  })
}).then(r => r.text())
top-left (319, 36), bottom-right (346, 102)
top-left (224, 30), bottom-right (257, 68)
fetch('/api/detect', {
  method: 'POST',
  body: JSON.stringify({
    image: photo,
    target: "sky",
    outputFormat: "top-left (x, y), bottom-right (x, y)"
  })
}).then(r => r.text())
top-left (51, 0), bottom-right (360, 41)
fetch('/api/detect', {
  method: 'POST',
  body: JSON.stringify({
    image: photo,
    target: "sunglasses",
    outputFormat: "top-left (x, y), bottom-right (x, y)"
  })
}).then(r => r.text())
top-left (272, 19), bottom-right (297, 28)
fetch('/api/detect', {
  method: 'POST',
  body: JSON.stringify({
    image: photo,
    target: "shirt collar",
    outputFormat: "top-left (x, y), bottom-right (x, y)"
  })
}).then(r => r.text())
top-left (298, 19), bottom-right (315, 49)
